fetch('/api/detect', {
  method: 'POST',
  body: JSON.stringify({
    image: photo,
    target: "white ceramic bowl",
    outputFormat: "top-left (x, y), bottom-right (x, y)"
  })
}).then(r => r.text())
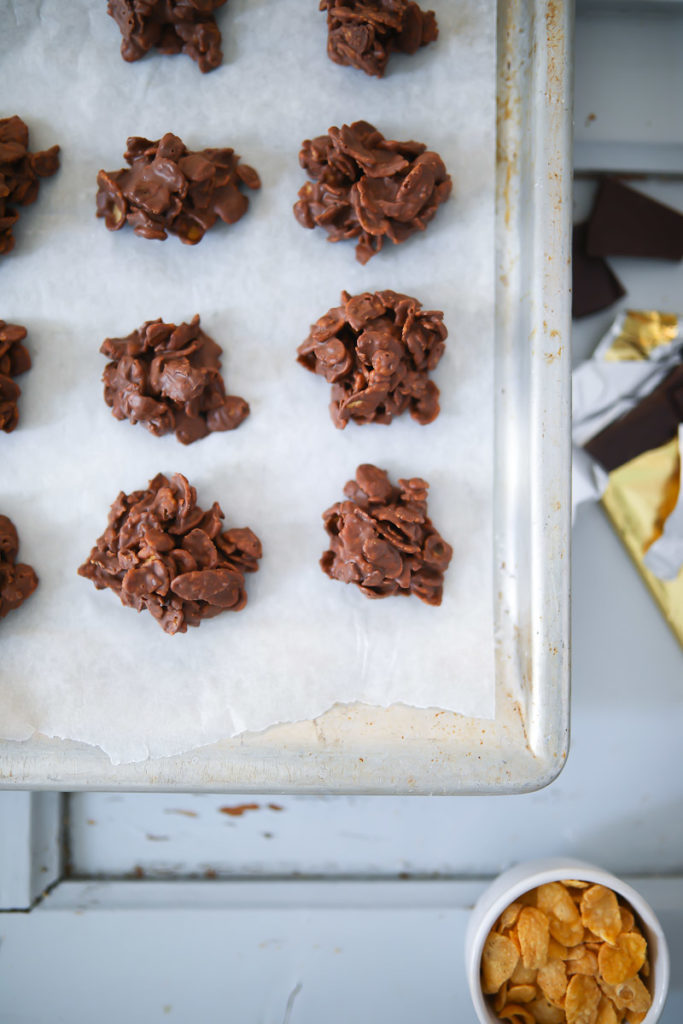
top-left (465, 857), bottom-right (670, 1024)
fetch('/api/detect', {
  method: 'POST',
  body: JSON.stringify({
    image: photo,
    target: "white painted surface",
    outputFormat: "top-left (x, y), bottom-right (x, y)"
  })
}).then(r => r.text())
top-left (574, 1), bottom-right (683, 173)
top-left (0, 792), bottom-right (61, 910)
top-left (0, 879), bottom-right (681, 1024)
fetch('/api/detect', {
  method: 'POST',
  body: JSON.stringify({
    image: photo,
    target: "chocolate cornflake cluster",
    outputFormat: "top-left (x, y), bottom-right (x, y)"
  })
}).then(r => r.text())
top-left (0, 321), bottom-right (31, 434)
top-left (96, 133), bottom-right (260, 245)
top-left (0, 515), bottom-right (38, 620)
top-left (321, 464), bottom-right (452, 604)
top-left (107, 0), bottom-right (227, 73)
top-left (293, 120), bottom-right (451, 264)
top-left (321, 0), bottom-right (438, 78)
top-left (101, 315), bottom-right (249, 445)
top-left (78, 473), bottom-right (262, 635)
top-left (298, 290), bottom-right (447, 428)
top-left (0, 116), bottom-right (60, 257)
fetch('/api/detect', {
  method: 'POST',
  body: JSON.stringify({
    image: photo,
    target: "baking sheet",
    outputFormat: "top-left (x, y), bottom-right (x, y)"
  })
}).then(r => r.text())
top-left (0, 0), bottom-right (495, 764)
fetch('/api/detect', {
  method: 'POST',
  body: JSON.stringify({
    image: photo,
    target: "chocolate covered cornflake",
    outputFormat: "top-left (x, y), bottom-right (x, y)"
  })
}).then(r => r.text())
top-left (321, 0), bottom-right (438, 78)
top-left (0, 116), bottom-right (60, 257)
top-left (101, 315), bottom-right (249, 445)
top-left (293, 120), bottom-right (452, 264)
top-left (78, 473), bottom-right (262, 635)
top-left (0, 321), bottom-right (31, 433)
top-left (321, 464), bottom-right (452, 605)
top-left (298, 290), bottom-right (446, 428)
top-left (96, 133), bottom-right (260, 245)
top-left (0, 515), bottom-right (38, 619)
top-left (107, 0), bottom-right (227, 74)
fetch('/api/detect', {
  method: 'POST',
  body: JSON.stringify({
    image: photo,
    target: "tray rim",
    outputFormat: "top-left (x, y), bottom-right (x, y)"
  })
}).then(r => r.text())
top-left (0, 0), bottom-right (572, 795)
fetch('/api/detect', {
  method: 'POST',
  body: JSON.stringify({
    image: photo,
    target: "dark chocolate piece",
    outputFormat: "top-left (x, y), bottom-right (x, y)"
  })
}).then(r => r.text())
top-left (586, 177), bottom-right (683, 261)
top-left (293, 120), bottom-right (452, 264)
top-left (96, 133), bottom-right (260, 245)
top-left (107, 0), bottom-right (227, 74)
top-left (0, 514), bottom-right (38, 619)
top-left (321, 464), bottom-right (452, 605)
top-left (321, 0), bottom-right (438, 78)
top-left (0, 320), bottom-right (31, 433)
top-left (298, 289), bottom-right (446, 428)
top-left (101, 315), bottom-right (249, 445)
top-left (0, 116), bottom-right (60, 257)
top-left (584, 363), bottom-right (683, 472)
top-left (572, 222), bottom-right (626, 319)
top-left (78, 472), bottom-right (262, 635)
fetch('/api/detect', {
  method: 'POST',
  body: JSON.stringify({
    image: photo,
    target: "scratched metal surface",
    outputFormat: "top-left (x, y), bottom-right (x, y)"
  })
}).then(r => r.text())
top-left (0, 0), bottom-right (572, 794)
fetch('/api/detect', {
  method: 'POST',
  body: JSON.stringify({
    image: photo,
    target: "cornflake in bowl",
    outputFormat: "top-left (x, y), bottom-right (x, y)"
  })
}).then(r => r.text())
top-left (465, 859), bottom-right (670, 1024)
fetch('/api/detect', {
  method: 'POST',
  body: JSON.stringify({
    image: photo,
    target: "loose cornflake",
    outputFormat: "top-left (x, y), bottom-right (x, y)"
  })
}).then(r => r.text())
top-left (580, 886), bottom-right (623, 946)
top-left (482, 932), bottom-right (520, 994)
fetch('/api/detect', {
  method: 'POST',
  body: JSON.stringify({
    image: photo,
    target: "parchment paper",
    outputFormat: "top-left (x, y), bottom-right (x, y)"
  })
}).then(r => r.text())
top-left (0, 0), bottom-right (495, 763)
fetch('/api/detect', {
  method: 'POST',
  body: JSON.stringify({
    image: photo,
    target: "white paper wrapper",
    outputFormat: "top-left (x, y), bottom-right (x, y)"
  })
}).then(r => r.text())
top-left (1, 0), bottom-right (495, 764)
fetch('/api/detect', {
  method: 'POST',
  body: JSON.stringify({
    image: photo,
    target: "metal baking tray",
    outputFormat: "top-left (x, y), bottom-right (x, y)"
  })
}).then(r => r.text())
top-left (0, 0), bottom-right (571, 795)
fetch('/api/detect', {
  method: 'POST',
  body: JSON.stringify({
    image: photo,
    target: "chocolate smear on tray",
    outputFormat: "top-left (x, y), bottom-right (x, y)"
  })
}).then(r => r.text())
top-left (96, 133), bottom-right (260, 245)
top-left (78, 473), bottom-right (262, 635)
top-left (587, 176), bottom-right (683, 261)
top-left (107, 0), bottom-right (227, 73)
top-left (0, 116), bottom-right (60, 257)
top-left (101, 315), bottom-right (249, 445)
top-left (321, 0), bottom-right (438, 78)
top-left (0, 515), bottom-right (38, 619)
top-left (0, 320), bottom-right (31, 433)
top-left (293, 120), bottom-right (452, 264)
top-left (297, 289), bottom-right (446, 427)
top-left (321, 464), bottom-right (452, 604)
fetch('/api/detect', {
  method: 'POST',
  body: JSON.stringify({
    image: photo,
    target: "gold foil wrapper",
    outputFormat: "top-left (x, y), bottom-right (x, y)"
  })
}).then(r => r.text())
top-left (604, 310), bottom-right (680, 362)
top-left (601, 438), bottom-right (683, 648)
